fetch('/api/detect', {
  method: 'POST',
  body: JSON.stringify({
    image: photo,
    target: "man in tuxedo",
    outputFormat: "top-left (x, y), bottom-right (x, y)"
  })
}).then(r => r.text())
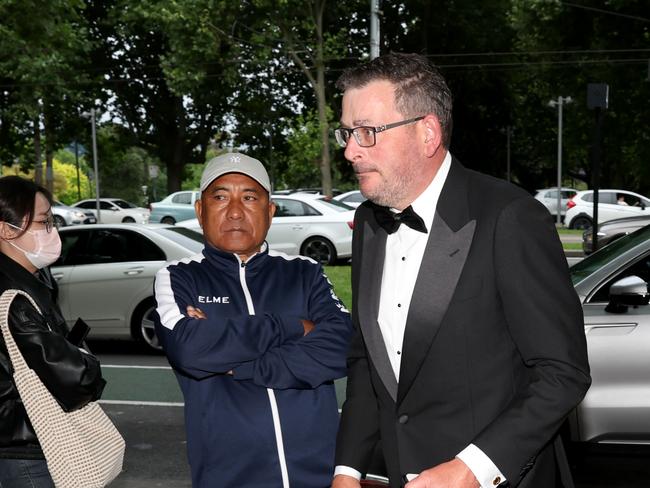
top-left (331, 53), bottom-right (591, 488)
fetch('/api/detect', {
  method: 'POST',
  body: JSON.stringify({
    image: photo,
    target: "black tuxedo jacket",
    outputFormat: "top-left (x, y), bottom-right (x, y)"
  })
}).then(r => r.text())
top-left (335, 159), bottom-right (591, 487)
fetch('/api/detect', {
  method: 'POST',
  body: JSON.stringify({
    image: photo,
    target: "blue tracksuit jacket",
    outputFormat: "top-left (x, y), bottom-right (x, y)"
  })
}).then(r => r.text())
top-left (154, 243), bottom-right (353, 487)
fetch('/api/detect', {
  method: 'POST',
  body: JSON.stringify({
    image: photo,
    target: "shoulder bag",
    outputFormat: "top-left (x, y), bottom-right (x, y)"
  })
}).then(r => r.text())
top-left (0, 289), bottom-right (125, 488)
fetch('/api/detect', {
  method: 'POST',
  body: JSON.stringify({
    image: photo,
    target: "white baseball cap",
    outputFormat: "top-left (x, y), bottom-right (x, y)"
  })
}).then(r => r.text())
top-left (200, 152), bottom-right (271, 193)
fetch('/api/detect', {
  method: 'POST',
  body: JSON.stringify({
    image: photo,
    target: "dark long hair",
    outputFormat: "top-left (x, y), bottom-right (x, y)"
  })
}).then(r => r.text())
top-left (0, 176), bottom-right (53, 239)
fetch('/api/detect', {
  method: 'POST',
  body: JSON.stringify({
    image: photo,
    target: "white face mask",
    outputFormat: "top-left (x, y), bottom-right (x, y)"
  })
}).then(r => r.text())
top-left (6, 223), bottom-right (62, 269)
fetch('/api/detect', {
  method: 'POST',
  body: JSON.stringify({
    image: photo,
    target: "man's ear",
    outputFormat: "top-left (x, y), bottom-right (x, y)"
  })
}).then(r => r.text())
top-left (268, 201), bottom-right (276, 220)
top-left (422, 114), bottom-right (443, 157)
top-left (194, 199), bottom-right (203, 224)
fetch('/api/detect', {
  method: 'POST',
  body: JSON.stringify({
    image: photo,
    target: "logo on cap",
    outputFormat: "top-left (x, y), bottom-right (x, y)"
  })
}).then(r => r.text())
top-left (230, 155), bottom-right (241, 164)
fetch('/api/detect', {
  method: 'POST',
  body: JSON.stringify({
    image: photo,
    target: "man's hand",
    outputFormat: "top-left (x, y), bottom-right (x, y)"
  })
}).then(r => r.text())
top-left (186, 305), bottom-right (207, 320)
top-left (405, 459), bottom-right (480, 488)
top-left (331, 474), bottom-right (361, 488)
top-left (301, 319), bottom-right (315, 336)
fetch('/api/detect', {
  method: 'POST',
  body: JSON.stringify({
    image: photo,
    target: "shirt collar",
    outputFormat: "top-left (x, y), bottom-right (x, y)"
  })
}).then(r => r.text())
top-left (401, 151), bottom-right (452, 233)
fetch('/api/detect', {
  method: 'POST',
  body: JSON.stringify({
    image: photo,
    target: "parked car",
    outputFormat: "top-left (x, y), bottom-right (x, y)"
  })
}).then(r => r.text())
top-left (178, 193), bottom-right (355, 265)
top-left (73, 198), bottom-right (150, 224)
top-left (149, 190), bottom-right (201, 224)
top-left (565, 189), bottom-right (650, 230)
top-left (52, 200), bottom-right (96, 227)
top-left (272, 187), bottom-right (343, 196)
top-left (534, 187), bottom-right (577, 220)
top-left (568, 224), bottom-right (650, 443)
top-left (334, 190), bottom-right (366, 209)
top-left (51, 224), bottom-right (204, 350)
top-left (582, 215), bottom-right (650, 254)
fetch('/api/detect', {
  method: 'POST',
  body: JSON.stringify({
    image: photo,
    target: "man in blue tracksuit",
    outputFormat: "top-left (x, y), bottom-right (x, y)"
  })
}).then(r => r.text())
top-left (154, 152), bottom-right (353, 488)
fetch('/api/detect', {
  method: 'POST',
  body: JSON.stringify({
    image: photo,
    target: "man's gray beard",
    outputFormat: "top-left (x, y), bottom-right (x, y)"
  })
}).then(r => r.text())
top-left (362, 168), bottom-right (419, 209)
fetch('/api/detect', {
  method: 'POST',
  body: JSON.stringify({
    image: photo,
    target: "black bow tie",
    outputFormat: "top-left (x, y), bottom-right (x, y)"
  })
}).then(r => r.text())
top-left (371, 203), bottom-right (427, 234)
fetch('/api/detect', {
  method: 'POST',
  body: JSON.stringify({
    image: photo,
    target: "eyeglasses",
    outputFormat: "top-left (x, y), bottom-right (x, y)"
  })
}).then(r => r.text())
top-left (334, 116), bottom-right (424, 148)
top-left (34, 215), bottom-right (57, 233)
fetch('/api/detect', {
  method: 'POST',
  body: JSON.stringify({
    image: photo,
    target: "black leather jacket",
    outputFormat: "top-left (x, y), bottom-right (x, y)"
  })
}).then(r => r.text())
top-left (0, 252), bottom-right (106, 459)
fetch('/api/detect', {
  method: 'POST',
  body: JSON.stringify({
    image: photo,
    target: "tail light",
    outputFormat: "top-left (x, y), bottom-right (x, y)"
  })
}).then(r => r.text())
top-left (347, 221), bottom-right (354, 230)
top-left (567, 199), bottom-right (576, 209)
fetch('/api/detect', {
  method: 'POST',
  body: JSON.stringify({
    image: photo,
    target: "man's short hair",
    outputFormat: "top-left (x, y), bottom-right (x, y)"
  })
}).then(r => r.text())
top-left (336, 52), bottom-right (453, 148)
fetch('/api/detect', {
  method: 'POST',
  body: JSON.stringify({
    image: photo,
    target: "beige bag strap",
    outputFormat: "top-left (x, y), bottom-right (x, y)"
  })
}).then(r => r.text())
top-left (0, 289), bottom-right (43, 374)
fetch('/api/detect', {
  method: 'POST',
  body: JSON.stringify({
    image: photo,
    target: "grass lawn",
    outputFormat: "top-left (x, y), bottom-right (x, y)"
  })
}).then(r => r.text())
top-left (324, 265), bottom-right (352, 310)
top-left (557, 227), bottom-right (583, 236)
top-left (563, 242), bottom-right (583, 250)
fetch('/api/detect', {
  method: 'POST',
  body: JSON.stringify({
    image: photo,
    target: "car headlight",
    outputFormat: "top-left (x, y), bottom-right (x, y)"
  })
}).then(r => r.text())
top-left (73, 211), bottom-right (86, 219)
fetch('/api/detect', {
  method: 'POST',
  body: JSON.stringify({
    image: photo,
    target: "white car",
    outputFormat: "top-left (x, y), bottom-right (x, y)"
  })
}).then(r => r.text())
top-left (178, 193), bottom-right (355, 265)
top-left (333, 190), bottom-right (366, 208)
top-left (565, 189), bottom-right (650, 229)
top-left (72, 198), bottom-right (150, 224)
top-left (52, 200), bottom-right (96, 227)
top-left (534, 187), bottom-right (577, 219)
top-left (51, 224), bottom-right (204, 350)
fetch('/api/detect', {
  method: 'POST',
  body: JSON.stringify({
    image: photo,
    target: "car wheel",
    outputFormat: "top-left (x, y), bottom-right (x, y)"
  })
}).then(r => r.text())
top-left (301, 236), bottom-right (337, 265)
top-left (131, 299), bottom-right (162, 351)
top-left (53, 215), bottom-right (66, 228)
top-left (161, 216), bottom-right (176, 225)
top-left (122, 216), bottom-right (136, 223)
top-left (571, 216), bottom-right (592, 230)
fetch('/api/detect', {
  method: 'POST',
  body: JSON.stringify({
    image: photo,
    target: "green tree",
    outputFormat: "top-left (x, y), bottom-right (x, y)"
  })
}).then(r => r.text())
top-left (85, 0), bottom-right (240, 193)
top-left (91, 124), bottom-right (165, 205)
top-left (234, 0), bottom-right (367, 196)
top-left (0, 0), bottom-right (95, 192)
top-left (508, 0), bottom-right (650, 194)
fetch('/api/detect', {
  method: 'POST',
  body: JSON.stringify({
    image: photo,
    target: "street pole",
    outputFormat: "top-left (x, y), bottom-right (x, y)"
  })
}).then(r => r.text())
top-left (506, 125), bottom-right (512, 183)
top-left (587, 83), bottom-right (609, 252)
top-left (370, 0), bottom-right (380, 59)
top-left (74, 141), bottom-right (81, 201)
top-left (90, 109), bottom-right (101, 223)
top-left (548, 96), bottom-right (572, 224)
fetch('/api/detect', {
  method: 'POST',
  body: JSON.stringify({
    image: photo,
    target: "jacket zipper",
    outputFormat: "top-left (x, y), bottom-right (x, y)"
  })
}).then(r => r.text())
top-left (237, 258), bottom-right (290, 488)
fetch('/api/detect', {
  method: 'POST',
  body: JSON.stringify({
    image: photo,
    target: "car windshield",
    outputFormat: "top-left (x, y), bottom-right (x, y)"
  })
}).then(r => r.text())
top-left (113, 199), bottom-right (137, 209)
top-left (317, 197), bottom-right (354, 212)
top-left (570, 225), bottom-right (650, 286)
top-left (153, 227), bottom-right (204, 253)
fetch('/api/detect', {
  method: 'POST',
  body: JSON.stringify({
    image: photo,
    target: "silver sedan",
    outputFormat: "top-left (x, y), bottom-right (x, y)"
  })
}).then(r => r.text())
top-left (569, 224), bottom-right (650, 443)
top-left (51, 224), bottom-right (204, 350)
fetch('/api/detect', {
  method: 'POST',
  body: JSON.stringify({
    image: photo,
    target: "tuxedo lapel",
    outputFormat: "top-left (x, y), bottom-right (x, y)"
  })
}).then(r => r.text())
top-left (397, 160), bottom-right (476, 404)
top-left (357, 219), bottom-right (399, 401)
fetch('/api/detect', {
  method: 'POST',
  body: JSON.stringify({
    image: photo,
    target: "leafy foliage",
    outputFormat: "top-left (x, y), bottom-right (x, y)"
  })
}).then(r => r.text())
top-left (1, 0), bottom-right (648, 200)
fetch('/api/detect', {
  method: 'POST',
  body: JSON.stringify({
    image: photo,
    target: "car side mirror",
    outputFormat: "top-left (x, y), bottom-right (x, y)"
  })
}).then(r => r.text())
top-left (641, 202), bottom-right (647, 210)
top-left (605, 275), bottom-right (650, 313)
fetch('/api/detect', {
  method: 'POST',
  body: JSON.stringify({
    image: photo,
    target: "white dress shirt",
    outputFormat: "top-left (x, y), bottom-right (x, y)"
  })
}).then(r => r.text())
top-left (335, 152), bottom-right (506, 487)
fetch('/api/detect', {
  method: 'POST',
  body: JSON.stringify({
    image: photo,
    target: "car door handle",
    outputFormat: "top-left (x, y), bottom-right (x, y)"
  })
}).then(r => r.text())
top-left (51, 272), bottom-right (64, 281)
top-left (124, 267), bottom-right (145, 276)
top-left (585, 323), bottom-right (638, 336)
top-left (292, 225), bottom-right (303, 230)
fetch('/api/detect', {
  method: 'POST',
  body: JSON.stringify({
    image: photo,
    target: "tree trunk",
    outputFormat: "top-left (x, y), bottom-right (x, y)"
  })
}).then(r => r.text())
top-left (316, 76), bottom-right (332, 197)
top-left (43, 108), bottom-right (54, 193)
top-left (165, 99), bottom-right (187, 194)
top-left (314, 0), bottom-right (332, 197)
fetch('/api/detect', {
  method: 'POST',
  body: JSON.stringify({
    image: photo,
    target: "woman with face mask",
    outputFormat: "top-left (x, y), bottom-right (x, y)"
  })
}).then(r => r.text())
top-left (0, 176), bottom-right (106, 487)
